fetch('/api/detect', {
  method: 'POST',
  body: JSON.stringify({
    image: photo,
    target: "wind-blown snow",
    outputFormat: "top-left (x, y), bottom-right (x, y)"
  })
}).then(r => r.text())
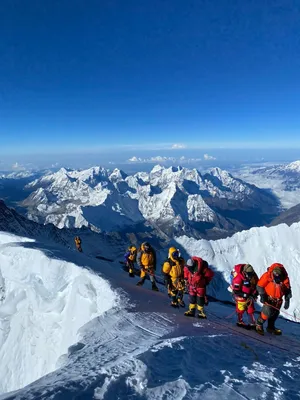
top-left (0, 232), bottom-right (118, 394)
top-left (176, 221), bottom-right (300, 319)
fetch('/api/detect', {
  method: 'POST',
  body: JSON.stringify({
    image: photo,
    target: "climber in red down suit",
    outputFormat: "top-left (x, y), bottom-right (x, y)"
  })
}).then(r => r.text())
top-left (184, 257), bottom-right (214, 318)
top-left (231, 264), bottom-right (258, 328)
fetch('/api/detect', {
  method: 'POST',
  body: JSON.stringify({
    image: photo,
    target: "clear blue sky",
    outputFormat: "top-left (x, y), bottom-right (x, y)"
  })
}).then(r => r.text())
top-left (1, 0), bottom-right (300, 154)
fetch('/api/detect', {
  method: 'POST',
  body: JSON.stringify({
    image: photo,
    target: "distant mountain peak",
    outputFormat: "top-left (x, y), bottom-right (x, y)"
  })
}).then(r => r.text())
top-left (13, 164), bottom-right (280, 239)
top-left (150, 164), bottom-right (165, 174)
top-left (285, 160), bottom-right (300, 172)
top-left (109, 168), bottom-right (127, 182)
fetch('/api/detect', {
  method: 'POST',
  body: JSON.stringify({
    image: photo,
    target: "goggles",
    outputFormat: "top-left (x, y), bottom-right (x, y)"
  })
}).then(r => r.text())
top-left (172, 250), bottom-right (180, 259)
top-left (273, 274), bottom-right (282, 283)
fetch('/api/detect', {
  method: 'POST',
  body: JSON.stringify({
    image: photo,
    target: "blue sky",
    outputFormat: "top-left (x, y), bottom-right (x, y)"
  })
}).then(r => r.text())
top-left (1, 0), bottom-right (300, 156)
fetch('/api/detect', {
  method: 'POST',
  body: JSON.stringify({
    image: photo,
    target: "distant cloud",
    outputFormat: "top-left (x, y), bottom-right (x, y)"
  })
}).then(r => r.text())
top-left (203, 154), bottom-right (216, 160)
top-left (127, 155), bottom-right (203, 164)
top-left (12, 162), bottom-right (25, 170)
top-left (128, 156), bottom-right (144, 162)
top-left (127, 156), bottom-right (175, 163)
top-left (171, 143), bottom-right (186, 149)
top-left (150, 156), bottom-right (175, 162)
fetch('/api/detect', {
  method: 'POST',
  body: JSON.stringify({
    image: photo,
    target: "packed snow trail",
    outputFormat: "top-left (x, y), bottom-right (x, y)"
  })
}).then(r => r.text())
top-left (3, 289), bottom-right (300, 399)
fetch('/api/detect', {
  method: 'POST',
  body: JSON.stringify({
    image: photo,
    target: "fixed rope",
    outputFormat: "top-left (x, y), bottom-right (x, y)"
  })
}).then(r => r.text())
top-left (206, 310), bottom-right (300, 356)
top-left (264, 301), bottom-right (300, 323)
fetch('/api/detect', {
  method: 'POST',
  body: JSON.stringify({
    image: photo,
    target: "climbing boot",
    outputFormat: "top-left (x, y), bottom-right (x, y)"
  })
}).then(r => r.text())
top-left (184, 309), bottom-right (195, 317)
top-left (136, 278), bottom-right (146, 286)
top-left (267, 327), bottom-right (282, 335)
top-left (236, 321), bottom-right (250, 329)
top-left (152, 282), bottom-right (159, 291)
top-left (197, 308), bottom-right (207, 319)
top-left (184, 304), bottom-right (196, 317)
top-left (197, 305), bottom-right (207, 319)
top-left (129, 269), bottom-right (135, 278)
top-left (178, 299), bottom-right (185, 308)
top-left (171, 301), bottom-right (179, 308)
top-left (256, 324), bottom-right (264, 336)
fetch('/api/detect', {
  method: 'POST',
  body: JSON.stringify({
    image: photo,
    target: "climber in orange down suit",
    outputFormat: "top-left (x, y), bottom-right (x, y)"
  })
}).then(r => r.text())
top-left (256, 263), bottom-right (292, 335)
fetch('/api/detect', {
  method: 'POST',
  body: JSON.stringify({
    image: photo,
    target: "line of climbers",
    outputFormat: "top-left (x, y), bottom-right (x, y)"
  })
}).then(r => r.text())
top-left (124, 243), bottom-right (292, 334)
top-left (124, 242), bottom-right (159, 291)
top-left (124, 243), bottom-right (214, 318)
top-left (229, 262), bottom-right (292, 335)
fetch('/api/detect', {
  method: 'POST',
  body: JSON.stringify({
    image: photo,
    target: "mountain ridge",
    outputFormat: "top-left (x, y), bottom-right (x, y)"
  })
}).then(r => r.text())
top-left (16, 164), bottom-right (280, 240)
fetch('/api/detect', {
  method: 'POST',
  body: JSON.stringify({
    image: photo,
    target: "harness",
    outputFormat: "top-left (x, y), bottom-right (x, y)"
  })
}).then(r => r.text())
top-left (266, 296), bottom-right (283, 309)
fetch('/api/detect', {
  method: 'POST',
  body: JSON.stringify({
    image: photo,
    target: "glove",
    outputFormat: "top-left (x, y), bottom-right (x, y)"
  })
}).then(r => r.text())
top-left (260, 293), bottom-right (268, 304)
top-left (242, 293), bottom-right (249, 299)
top-left (284, 298), bottom-right (290, 310)
top-left (285, 289), bottom-right (292, 300)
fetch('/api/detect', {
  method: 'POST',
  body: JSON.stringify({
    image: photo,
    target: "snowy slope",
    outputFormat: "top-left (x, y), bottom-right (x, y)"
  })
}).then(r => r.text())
top-left (0, 199), bottom-right (133, 263)
top-left (0, 200), bottom-right (68, 246)
top-left (0, 226), bottom-right (300, 399)
top-left (19, 164), bottom-right (279, 239)
top-left (0, 232), bottom-right (118, 394)
top-left (176, 222), bottom-right (300, 319)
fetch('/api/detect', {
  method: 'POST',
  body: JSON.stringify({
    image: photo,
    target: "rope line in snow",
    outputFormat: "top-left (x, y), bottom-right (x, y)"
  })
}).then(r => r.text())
top-left (206, 310), bottom-right (300, 356)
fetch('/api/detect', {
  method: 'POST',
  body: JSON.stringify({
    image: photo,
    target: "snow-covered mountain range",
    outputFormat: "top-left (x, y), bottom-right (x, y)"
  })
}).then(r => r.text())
top-left (252, 161), bottom-right (300, 191)
top-left (0, 199), bottom-right (136, 261)
top-left (16, 165), bottom-right (279, 240)
top-left (1, 204), bottom-right (300, 399)
top-left (0, 199), bottom-right (68, 246)
top-left (237, 160), bottom-right (300, 209)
